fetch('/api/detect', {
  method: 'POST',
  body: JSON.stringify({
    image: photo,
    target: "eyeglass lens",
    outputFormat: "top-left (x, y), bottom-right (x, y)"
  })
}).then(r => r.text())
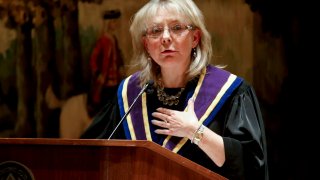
top-left (146, 23), bottom-right (193, 38)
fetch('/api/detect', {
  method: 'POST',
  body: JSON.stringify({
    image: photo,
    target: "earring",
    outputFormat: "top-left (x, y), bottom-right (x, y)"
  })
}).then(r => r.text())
top-left (147, 53), bottom-right (152, 61)
top-left (192, 48), bottom-right (197, 59)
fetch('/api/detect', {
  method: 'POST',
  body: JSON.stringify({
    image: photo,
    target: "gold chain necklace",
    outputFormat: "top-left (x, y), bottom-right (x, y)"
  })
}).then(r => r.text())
top-left (156, 86), bottom-right (185, 106)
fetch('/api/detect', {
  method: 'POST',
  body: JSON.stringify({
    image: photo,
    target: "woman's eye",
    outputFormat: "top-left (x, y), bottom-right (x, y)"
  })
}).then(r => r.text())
top-left (171, 24), bottom-right (183, 31)
top-left (152, 27), bottom-right (163, 34)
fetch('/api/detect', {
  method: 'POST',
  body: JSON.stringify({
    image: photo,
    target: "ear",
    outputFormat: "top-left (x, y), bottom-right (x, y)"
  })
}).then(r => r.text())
top-left (142, 36), bottom-right (149, 52)
top-left (192, 29), bottom-right (201, 48)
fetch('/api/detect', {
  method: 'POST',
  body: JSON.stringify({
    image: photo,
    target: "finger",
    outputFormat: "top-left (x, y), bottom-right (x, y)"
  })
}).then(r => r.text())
top-left (152, 112), bottom-right (170, 122)
top-left (151, 119), bottom-right (169, 128)
top-left (154, 129), bottom-right (171, 135)
top-left (156, 107), bottom-right (173, 115)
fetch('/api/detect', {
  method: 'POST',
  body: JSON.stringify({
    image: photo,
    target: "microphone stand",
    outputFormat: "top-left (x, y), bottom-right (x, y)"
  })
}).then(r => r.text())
top-left (107, 81), bottom-right (153, 140)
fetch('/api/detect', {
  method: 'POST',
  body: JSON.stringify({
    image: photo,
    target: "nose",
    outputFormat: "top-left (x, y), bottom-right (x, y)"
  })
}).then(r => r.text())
top-left (161, 28), bottom-right (172, 44)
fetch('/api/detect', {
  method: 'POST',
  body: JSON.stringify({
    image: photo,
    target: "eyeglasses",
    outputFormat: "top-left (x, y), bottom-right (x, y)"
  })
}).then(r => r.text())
top-left (145, 23), bottom-right (195, 39)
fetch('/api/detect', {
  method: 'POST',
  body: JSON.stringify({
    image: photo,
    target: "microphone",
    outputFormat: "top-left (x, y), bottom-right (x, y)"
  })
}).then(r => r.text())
top-left (107, 80), bottom-right (154, 140)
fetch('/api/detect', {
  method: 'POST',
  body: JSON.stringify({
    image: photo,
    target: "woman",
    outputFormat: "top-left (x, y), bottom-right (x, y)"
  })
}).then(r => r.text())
top-left (81, 0), bottom-right (268, 179)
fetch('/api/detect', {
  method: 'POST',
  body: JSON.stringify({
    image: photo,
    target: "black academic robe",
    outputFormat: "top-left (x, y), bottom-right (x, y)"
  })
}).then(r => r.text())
top-left (81, 67), bottom-right (268, 180)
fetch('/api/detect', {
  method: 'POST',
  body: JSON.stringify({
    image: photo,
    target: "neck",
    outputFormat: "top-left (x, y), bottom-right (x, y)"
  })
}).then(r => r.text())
top-left (160, 65), bottom-right (188, 88)
top-left (160, 72), bottom-right (186, 88)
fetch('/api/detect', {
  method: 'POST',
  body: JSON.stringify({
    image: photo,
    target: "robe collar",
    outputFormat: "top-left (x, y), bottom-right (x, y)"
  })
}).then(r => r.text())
top-left (117, 65), bottom-right (243, 153)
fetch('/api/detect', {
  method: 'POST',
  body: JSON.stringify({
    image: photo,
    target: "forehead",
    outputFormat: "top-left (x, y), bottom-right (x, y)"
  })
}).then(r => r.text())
top-left (146, 8), bottom-right (188, 25)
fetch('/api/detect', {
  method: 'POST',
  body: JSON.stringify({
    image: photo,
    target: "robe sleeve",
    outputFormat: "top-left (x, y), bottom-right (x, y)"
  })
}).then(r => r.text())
top-left (80, 95), bottom-right (124, 139)
top-left (222, 82), bottom-right (268, 180)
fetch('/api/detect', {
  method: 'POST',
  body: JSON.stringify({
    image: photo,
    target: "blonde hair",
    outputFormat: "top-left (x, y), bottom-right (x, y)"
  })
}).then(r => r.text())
top-left (129, 0), bottom-right (212, 86)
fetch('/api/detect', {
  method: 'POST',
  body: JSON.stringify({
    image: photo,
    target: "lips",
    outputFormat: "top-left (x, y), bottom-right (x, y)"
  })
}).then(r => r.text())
top-left (162, 50), bottom-right (176, 53)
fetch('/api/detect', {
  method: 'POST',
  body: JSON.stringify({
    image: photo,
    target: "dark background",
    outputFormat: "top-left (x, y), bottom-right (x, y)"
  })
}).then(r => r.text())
top-left (1, 0), bottom-right (318, 179)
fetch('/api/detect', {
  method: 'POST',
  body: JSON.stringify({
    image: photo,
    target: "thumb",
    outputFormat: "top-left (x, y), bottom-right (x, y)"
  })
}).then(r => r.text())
top-left (187, 98), bottom-right (195, 112)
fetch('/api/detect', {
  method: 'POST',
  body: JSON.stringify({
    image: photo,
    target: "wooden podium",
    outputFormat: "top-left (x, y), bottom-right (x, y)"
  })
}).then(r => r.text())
top-left (0, 138), bottom-right (227, 180)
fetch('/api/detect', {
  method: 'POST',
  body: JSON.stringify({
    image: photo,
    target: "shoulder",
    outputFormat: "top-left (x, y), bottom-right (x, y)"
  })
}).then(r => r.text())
top-left (226, 80), bottom-right (260, 110)
top-left (118, 71), bottom-right (143, 93)
top-left (236, 80), bottom-right (253, 93)
top-left (120, 71), bottom-right (141, 84)
top-left (207, 65), bottom-right (253, 92)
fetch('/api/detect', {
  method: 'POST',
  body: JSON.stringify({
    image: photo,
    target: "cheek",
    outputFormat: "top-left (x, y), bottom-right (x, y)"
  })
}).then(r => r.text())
top-left (146, 42), bottom-right (160, 55)
top-left (146, 40), bottom-right (159, 48)
top-left (179, 39), bottom-right (193, 52)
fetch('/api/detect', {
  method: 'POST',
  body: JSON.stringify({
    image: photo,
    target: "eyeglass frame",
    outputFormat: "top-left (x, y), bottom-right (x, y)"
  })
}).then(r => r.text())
top-left (144, 23), bottom-right (196, 39)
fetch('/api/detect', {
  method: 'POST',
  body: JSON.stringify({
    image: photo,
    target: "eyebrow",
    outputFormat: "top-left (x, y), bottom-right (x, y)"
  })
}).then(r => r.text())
top-left (148, 20), bottom-right (185, 26)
